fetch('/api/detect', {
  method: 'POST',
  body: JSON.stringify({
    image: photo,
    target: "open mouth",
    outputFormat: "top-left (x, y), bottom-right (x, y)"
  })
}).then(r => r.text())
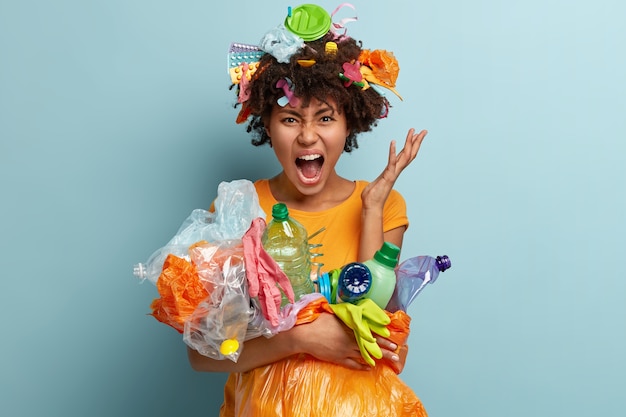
top-left (295, 154), bottom-right (324, 182)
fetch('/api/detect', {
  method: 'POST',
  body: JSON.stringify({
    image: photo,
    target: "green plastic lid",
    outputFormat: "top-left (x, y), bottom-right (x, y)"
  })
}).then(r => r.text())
top-left (373, 242), bottom-right (400, 268)
top-left (284, 4), bottom-right (331, 41)
top-left (271, 202), bottom-right (289, 220)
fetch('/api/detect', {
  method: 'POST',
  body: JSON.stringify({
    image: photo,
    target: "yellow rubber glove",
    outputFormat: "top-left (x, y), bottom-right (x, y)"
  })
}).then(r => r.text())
top-left (329, 298), bottom-right (391, 366)
top-left (360, 298), bottom-right (391, 338)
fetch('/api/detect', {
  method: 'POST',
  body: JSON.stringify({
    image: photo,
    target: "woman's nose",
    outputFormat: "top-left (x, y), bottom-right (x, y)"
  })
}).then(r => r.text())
top-left (297, 124), bottom-right (318, 146)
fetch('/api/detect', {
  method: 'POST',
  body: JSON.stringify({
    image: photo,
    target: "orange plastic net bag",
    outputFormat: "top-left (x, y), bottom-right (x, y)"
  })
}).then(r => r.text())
top-left (150, 254), bottom-right (208, 333)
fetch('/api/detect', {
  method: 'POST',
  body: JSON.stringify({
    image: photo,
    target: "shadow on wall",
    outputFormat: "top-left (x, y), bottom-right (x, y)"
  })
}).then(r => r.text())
top-left (123, 127), bottom-right (276, 415)
top-left (203, 122), bottom-right (280, 185)
top-left (103, 311), bottom-right (229, 415)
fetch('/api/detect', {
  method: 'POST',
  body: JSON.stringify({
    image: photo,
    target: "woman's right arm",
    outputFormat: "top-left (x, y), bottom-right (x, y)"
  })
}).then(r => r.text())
top-left (188, 323), bottom-right (306, 373)
top-left (188, 311), bottom-right (397, 373)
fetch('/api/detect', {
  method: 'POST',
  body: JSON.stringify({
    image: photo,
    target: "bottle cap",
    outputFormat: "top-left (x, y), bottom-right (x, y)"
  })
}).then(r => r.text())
top-left (373, 242), bottom-right (400, 268)
top-left (284, 4), bottom-right (331, 41)
top-left (133, 263), bottom-right (146, 279)
top-left (338, 262), bottom-right (372, 302)
top-left (219, 338), bottom-right (239, 356)
top-left (271, 202), bottom-right (289, 220)
top-left (436, 255), bottom-right (452, 272)
top-left (316, 272), bottom-right (332, 303)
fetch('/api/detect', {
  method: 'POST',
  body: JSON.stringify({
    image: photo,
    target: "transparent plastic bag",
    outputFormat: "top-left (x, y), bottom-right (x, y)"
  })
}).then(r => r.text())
top-left (183, 240), bottom-right (251, 362)
top-left (182, 241), bottom-right (321, 362)
top-left (134, 179), bottom-right (266, 284)
top-left (139, 179), bottom-right (318, 362)
top-left (137, 179), bottom-right (269, 362)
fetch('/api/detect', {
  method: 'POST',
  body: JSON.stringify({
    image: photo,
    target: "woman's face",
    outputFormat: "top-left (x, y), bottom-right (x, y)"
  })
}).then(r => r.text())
top-left (265, 97), bottom-right (350, 196)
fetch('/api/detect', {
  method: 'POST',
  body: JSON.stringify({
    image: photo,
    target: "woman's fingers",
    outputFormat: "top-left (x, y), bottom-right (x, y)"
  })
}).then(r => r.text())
top-left (387, 128), bottom-right (427, 178)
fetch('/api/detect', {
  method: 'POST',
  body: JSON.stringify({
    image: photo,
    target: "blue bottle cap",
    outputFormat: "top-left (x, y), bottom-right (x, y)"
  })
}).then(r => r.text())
top-left (338, 262), bottom-right (372, 302)
top-left (317, 272), bottom-right (332, 303)
top-left (436, 255), bottom-right (452, 272)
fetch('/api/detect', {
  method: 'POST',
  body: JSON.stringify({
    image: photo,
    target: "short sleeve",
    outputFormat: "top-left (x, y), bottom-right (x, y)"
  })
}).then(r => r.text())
top-left (383, 189), bottom-right (409, 232)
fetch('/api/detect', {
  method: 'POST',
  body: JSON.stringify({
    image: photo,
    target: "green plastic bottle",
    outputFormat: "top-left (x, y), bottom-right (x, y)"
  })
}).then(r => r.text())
top-left (363, 242), bottom-right (401, 309)
top-left (261, 203), bottom-right (315, 305)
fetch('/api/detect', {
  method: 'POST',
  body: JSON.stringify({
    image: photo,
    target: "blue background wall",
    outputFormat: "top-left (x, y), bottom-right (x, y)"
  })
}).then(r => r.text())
top-left (1, 1), bottom-right (624, 416)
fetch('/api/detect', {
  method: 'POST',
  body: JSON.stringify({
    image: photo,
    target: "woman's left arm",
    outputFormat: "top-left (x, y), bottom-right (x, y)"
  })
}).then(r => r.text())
top-left (358, 128), bottom-right (427, 374)
top-left (359, 128), bottom-right (427, 261)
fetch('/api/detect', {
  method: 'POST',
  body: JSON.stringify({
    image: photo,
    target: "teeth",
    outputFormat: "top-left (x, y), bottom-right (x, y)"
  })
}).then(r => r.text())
top-left (298, 154), bottom-right (321, 161)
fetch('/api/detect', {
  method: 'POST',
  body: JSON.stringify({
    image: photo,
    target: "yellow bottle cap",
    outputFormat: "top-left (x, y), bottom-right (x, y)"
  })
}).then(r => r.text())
top-left (219, 338), bottom-right (240, 356)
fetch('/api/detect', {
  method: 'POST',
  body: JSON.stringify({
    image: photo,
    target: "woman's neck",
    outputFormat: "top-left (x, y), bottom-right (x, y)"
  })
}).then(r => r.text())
top-left (268, 172), bottom-right (355, 212)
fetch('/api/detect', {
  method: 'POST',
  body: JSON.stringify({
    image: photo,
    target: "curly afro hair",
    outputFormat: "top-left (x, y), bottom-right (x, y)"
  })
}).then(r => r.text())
top-left (239, 33), bottom-right (389, 153)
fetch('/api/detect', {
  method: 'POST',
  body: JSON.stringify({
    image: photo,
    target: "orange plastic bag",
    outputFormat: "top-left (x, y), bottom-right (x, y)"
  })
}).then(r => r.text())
top-left (150, 254), bottom-right (208, 333)
top-left (220, 297), bottom-right (428, 417)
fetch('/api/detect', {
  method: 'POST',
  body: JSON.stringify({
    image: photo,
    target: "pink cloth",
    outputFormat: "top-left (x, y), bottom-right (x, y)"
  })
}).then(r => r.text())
top-left (242, 218), bottom-right (295, 326)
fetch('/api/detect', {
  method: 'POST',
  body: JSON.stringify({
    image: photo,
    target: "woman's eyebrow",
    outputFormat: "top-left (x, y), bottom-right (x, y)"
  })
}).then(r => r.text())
top-left (314, 107), bottom-right (335, 116)
top-left (276, 106), bottom-right (335, 117)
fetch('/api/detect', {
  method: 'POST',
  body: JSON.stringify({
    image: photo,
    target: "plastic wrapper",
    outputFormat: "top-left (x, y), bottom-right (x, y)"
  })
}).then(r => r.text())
top-left (135, 179), bottom-right (266, 285)
top-left (148, 239), bottom-right (256, 361)
top-left (182, 240), bottom-right (250, 361)
top-left (181, 241), bottom-right (319, 361)
top-left (148, 237), bottom-right (321, 362)
top-left (141, 179), bottom-right (327, 362)
top-left (150, 254), bottom-right (208, 333)
top-left (220, 296), bottom-right (428, 417)
top-left (139, 180), bottom-right (275, 362)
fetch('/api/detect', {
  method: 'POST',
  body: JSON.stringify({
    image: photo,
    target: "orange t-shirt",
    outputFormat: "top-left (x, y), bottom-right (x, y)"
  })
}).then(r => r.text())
top-left (253, 179), bottom-right (408, 272)
top-left (219, 180), bottom-right (417, 417)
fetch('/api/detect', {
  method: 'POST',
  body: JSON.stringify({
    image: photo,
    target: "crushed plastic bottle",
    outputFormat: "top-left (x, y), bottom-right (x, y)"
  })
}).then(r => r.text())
top-left (386, 255), bottom-right (452, 312)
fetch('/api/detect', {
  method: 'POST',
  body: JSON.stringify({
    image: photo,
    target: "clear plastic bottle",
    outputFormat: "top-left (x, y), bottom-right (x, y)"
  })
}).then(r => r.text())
top-left (261, 203), bottom-right (315, 305)
top-left (363, 242), bottom-right (401, 309)
top-left (386, 255), bottom-right (452, 312)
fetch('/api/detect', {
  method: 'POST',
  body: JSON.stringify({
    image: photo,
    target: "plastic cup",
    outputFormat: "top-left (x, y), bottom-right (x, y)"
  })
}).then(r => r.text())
top-left (284, 4), bottom-right (331, 41)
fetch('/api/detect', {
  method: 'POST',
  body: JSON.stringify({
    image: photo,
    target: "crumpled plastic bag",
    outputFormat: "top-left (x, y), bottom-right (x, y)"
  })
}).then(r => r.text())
top-left (135, 179), bottom-right (266, 285)
top-left (220, 296), bottom-right (428, 417)
top-left (143, 178), bottom-right (325, 362)
top-left (259, 24), bottom-right (304, 64)
top-left (182, 240), bottom-right (251, 362)
top-left (151, 238), bottom-right (318, 363)
top-left (139, 179), bottom-right (275, 362)
top-left (150, 254), bottom-right (208, 333)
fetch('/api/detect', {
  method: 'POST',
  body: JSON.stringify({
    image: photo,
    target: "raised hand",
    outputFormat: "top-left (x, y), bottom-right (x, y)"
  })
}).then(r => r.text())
top-left (361, 128), bottom-right (427, 211)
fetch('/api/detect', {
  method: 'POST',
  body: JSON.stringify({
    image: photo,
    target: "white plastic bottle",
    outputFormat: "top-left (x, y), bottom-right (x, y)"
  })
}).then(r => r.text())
top-left (261, 203), bottom-right (315, 305)
top-left (363, 242), bottom-right (400, 309)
